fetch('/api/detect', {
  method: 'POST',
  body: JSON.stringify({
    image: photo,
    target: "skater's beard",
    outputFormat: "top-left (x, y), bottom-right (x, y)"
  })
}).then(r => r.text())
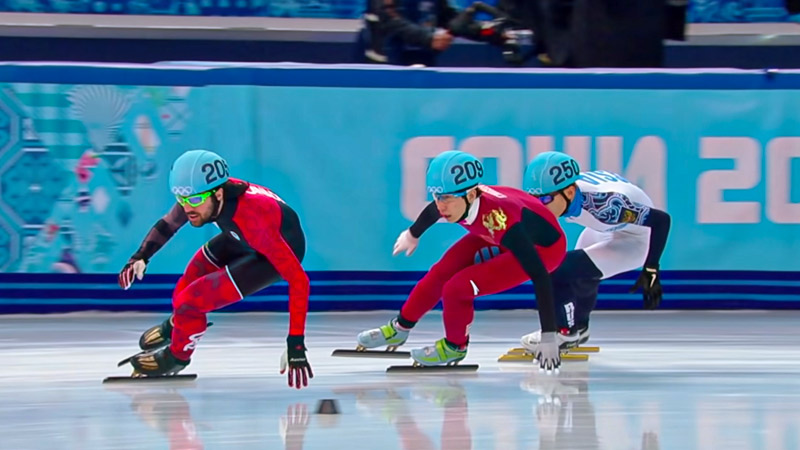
top-left (186, 196), bottom-right (222, 227)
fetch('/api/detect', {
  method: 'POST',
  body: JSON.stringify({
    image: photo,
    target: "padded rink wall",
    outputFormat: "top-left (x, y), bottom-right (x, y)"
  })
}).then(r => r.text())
top-left (0, 62), bottom-right (797, 313)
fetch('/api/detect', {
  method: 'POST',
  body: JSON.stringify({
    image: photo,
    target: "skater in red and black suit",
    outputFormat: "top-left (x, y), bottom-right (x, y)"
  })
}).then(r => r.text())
top-left (356, 151), bottom-right (567, 371)
top-left (118, 149), bottom-right (312, 389)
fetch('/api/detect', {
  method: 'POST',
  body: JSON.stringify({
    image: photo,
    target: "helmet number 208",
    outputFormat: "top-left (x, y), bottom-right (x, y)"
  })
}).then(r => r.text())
top-left (202, 159), bottom-right (230, 184)
top-left (549, 160), bottom-right (579, 185)
top-left (450, 161), bottom-right (484, 185)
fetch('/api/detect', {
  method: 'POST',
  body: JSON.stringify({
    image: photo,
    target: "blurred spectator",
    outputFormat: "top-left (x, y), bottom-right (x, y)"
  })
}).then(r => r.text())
top-left (356, 0), bottom-right (458, 66)
top-left (505, 0), bottom-right (687, 67)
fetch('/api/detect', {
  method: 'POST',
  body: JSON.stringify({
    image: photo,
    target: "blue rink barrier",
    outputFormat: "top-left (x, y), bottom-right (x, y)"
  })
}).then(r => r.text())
top-left (0, 272), bottom-right (798, 313)
top-left (0, 62), bottom-right (797, 311)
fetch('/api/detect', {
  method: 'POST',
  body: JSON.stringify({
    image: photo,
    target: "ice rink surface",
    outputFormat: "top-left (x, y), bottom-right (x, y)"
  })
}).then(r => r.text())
top-left (2, 310), bottom-right (800, 450)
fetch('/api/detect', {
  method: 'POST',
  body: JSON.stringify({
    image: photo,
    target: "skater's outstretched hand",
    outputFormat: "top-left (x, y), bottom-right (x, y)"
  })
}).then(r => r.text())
top-left (118, 259), bottom-right (147, 290)
top-left (629, 266), bottom-right (662, 310)
top-left (533, 332), bottom-right (561, 373)
top-left (392, 229), bottom-right (419, 256)
top-left (280, 335), bottom-right (314, 389)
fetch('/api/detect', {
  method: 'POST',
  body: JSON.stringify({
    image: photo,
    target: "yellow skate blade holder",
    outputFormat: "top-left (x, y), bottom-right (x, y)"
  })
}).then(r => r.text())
top-left (507, 346), bottom-right (599, 355)
top-left (498, 352), bottom-right (589, 362)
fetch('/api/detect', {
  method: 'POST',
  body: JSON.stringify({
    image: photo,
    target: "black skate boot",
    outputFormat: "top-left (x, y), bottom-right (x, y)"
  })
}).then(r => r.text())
top-left (558, 325), bottom-right (590, 349)
top-left (520, 325), bottom-right (591, 352)
top-left (130, 346), bottom-right (190, 377)
top-left (139, 316), bottom-right (173, 351)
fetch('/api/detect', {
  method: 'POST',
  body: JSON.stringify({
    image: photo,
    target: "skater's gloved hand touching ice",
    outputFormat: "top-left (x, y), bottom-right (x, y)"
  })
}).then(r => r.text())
top-left (280, 335), bottom-right (314, 389)
top-left (533, 332), bottom-right (561, 373)
top-left (118, 259), bottom-right (147, 290)
top-left (392, 229), bottom-right (419, 256)
top-left (629, 266), bottom-right (662, 310)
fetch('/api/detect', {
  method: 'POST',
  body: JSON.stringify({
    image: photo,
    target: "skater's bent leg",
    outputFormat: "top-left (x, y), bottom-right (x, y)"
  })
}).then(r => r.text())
top-left (138, 245), bottom-right (223, 351)
top-left (174, 234), bottom-right (240, 299)
top-left (170, 268), bottom-right (243, 360)
top-left (550, 250), bottom-right (603, 329)
top-left (570, 231), bottom-right (647, 328)
top-left (441, 253), bottom-right (529, 347)
top-left (573, 278), bottom-right (600, 328)
top-left (399, 234), bottom-right (488, 325)
top-left (170, 251), bottom-right (285, 360)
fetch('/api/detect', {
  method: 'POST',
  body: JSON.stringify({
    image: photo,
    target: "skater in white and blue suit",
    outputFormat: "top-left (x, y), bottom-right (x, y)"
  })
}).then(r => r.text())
top-left (519, 151), bottom-right (672, 352)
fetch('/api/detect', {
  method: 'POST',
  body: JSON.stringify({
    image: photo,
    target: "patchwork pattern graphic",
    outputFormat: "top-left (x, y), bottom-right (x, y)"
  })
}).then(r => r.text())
top-left (0, 82), bottom-right (186, 273)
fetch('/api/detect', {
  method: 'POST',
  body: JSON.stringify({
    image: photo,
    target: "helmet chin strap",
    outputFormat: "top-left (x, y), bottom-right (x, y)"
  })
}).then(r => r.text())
top-left (208, 194), bottom-right (224, 223)
top-left (457, 189), bottom-right (478, 222)
top-left (557, 191), bottom-right (570, 217)
top-left (457, 197), bottom-right (471, 222)
top-left (560, 187), bottom-right (583, 218)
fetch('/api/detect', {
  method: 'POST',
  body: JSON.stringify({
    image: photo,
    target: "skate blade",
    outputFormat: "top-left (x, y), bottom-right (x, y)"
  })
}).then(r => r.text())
top-left (332, 349), bottom-right (411, 359)
top-left (508, 346), bottom-right (599, 354)
top-left (498, 353), bottom-right (589, 362)
top-left (386, 364), bottom-right (479, 373)
top-left (102, 374), bottom-right (198, 383)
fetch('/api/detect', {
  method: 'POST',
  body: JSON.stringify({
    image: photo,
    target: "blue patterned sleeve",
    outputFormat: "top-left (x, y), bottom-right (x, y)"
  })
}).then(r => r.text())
top-left (583, 192), bottom-right (651, 226)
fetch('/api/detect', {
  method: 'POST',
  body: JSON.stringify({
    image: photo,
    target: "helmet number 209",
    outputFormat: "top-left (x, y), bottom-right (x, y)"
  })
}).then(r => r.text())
top-left (202, 160), bottom-right (230, 184)
top-left (450, 161), bottom-right (484, 185)
top-left (549, 160), bottom-right (579, 185)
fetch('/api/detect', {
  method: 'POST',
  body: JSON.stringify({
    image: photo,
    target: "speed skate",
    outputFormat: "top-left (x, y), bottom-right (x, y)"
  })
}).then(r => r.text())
top-left (101, 349), bottom-right (198, 384)
top-left (497, 346), bottom-right (600, 363)
top-left (386, 360), bottom-right (480, 373)
top-left (331, 344), bottom-right (411, 359)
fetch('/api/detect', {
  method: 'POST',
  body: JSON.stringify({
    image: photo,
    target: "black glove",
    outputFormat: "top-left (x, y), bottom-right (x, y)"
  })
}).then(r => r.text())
top-left (280, 335), bottom-right (313, 390)
top-left (629, 266), bottom-right (662, 310)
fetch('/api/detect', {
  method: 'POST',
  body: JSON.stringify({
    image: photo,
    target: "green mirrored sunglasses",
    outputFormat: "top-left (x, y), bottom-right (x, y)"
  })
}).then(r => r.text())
top-left (175, 190), bottom-right (215, 207)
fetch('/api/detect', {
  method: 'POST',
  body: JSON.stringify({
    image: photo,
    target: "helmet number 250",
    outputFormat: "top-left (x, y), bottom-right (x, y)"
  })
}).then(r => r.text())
top-left (451, 161), bottom-right (484, 185)
top-left (549, 160), bottom-right (579, 185)
top-left (202, 160), bottom-right (230, 184)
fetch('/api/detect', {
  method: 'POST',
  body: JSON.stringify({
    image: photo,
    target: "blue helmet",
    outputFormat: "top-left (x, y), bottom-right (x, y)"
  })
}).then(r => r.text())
top-left (523, 151), bottom-right (581, 195)
top-left (169, 149), bottom-right (230, 196)
top-left (426, 151), bottom-right (484, 197)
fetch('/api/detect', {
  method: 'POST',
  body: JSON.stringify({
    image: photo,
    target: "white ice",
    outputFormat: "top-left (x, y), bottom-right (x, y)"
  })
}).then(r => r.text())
top-left (2, 310), bottom-right (800, 450)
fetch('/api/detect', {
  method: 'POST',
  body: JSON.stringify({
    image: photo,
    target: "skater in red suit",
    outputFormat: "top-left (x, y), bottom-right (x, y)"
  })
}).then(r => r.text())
top-left (118, 149), bottom-right (312, 389)
top-left (356, 151), bottom-right (567, 371)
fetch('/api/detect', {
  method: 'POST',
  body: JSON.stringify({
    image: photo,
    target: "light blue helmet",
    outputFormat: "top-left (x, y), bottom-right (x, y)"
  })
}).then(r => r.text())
top-left (169, 149), bottom-right (230, 196)
top-left (523, 151), bottom-right (581, 195)
top-left (426, 150), bottom-right (484, 197)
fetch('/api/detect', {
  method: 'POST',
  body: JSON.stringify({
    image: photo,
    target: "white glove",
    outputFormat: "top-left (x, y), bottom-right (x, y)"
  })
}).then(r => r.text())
top-left (118, 259), bottom-right (147, 290)
top-left (533, 332), bottom-right (561, 373)
top-left (392, 229), bottom-right (419, 257)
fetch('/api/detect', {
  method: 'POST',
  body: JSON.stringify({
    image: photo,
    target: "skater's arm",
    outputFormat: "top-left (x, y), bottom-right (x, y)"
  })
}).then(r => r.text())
top-left (641, 208), bottom-right (671, 268)
top-left (586, 192), bottom-right (651, 227)
top-left (501, 224), bottom-right (557, 333)
top-left (130, 204), bottom-right (188, 262)
top-left (241, 203), bottom-right (309, 336)
top-left (409, 201), bottom-right (441, 238)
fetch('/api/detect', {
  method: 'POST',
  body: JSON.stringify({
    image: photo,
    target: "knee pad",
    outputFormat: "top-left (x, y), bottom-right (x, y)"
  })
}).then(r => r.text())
top-left (441, 278), bottom-right (476, 306)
